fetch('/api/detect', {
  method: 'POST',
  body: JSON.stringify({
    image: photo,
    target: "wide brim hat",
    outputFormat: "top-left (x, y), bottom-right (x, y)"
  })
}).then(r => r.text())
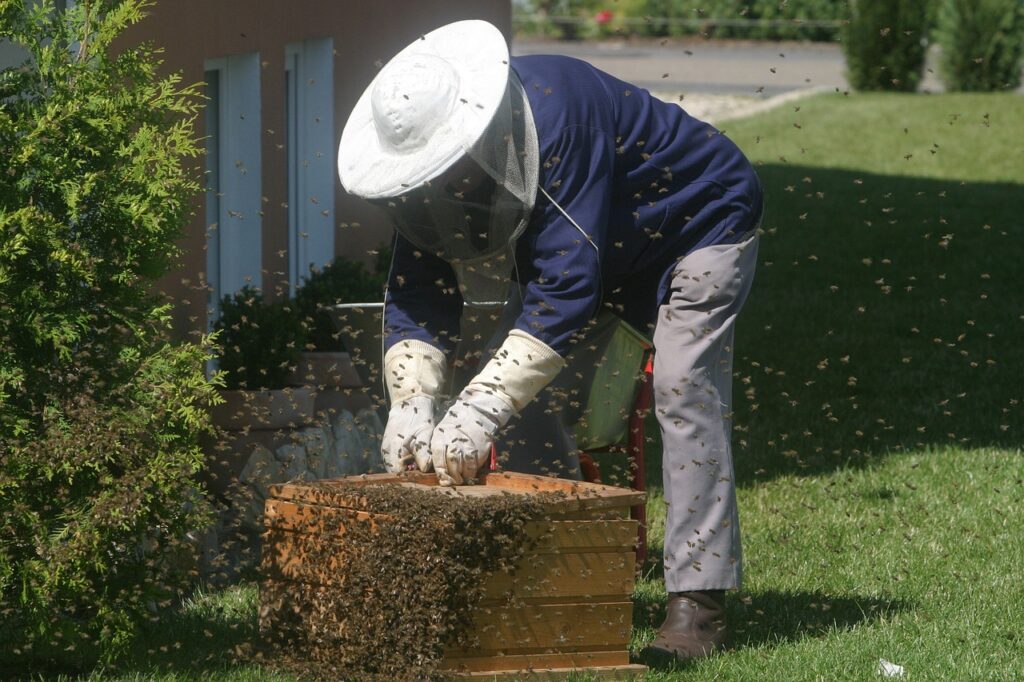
top-left (337, 20), bottom-right (511, 200)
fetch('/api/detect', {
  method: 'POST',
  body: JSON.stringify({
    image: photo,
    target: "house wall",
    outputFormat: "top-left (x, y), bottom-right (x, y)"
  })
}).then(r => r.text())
top-left (118, 0), bottom-right (511, 339)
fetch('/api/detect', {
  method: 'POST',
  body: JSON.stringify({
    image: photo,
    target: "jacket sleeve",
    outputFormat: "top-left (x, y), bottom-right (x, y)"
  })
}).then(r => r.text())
top-left (383, 232), bottom-right (463, 354)
top-left (514, 125), bottom-right (614, 357)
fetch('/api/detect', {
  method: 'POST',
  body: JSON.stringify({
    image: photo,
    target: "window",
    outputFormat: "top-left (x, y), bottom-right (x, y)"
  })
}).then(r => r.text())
top-left (204, 52), bottom-right (262, 321)
top-left (285, 37), bottom-right (335, 293)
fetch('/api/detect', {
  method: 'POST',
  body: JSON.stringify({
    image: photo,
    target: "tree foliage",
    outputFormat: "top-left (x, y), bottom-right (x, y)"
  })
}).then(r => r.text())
top-left (515, 0), bottom-right (848, 42)
top-left (842, 0), bottom-right (932, 91)
top-left (638, 0), bottom-right (847, 41)
top-left (936, 0), bottom-right (1024, 91)
top-left (0, 0), bottom-right (219, 670)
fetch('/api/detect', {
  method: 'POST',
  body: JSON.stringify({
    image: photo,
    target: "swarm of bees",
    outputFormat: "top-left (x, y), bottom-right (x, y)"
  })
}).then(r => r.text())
top-left (254, 482), bottom-right (559, 680)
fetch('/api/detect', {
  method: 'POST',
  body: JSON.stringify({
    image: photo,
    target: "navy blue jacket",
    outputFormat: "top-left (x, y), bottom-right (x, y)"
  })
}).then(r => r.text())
top-left (384, 54), bottom-right (762, 357)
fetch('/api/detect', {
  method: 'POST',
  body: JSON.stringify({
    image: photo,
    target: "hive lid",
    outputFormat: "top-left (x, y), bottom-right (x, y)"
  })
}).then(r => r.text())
top-left (268, 471), bottom-right (645, 514)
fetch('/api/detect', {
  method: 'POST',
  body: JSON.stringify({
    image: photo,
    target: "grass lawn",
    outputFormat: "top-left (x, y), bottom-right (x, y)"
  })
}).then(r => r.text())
top-left (76, 92), bottom-right (1022, 681)
top-left (630, 91), bottom-right (1024, 680)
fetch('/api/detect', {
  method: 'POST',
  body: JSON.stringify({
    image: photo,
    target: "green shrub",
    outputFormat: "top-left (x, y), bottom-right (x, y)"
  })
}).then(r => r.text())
top-left (213, 252), bottom-right (388, 380)
top-left (674, 0), bottom-right (846, 43)
top-left (293, 249), bottom-right (389, 353)
top-left (0, 342), bottom-right (219, 671)
top-left (936, 0), bottom-right (1024, 91)
top-left (515, 0), bottom-right (599, 39)
top-left (843, 0), bottom-right (932, 91)
top-left (0, 0), bottom-right (218, 670)
top-left (751, 0), bottom-right (848, 41)
top-left (213, 287), bottom-right (303, 390)
top-left (516, 0), bottom-right (847, 42)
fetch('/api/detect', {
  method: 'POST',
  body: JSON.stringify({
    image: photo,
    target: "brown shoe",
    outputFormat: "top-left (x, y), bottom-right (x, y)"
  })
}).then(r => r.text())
top-left (644, 590), bottom-right (726, 662)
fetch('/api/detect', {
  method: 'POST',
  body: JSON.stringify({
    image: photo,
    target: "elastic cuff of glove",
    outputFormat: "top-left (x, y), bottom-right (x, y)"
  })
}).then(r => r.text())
top-left (469, 330), bottom-right (565, 413)
top-left (506, 329), bottom-right (565, 365)
top-left (384, 339), bottom-right (447, 404)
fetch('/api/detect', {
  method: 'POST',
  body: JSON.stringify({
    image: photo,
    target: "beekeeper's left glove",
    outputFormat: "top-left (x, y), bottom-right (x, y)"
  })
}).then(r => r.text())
top-left (431, 330), bottom-right (565, 485)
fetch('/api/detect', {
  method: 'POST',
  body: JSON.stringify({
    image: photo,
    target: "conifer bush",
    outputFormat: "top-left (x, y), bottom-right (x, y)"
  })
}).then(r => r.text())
top-left (516, 0), bottom-right (847, 41)
top-left (644, 0), bottom-right (846, 41)
top-left (936, 0), bottom-right (1024, 91)
top-left (293, 249), bottom-right (389, 353)
top-left (842, 0), bottom-right (932, 91)
top-left (0, 0), bottom-right (218, 670)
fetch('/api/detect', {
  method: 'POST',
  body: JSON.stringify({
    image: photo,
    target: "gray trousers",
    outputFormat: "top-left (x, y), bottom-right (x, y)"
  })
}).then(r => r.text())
top-left (655, 232), bottom-right (758, 592)
top-left (474, 233), bottom-right (758, 592)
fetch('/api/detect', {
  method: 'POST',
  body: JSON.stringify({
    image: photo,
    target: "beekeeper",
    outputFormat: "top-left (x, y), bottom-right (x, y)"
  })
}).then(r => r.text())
top-left (337, 20), bottom-right (762, 661)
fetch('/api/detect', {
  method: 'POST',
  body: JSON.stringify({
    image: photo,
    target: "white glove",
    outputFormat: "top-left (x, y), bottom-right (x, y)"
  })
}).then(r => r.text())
top-left (431, 388), bottom-right (513, 485)
top-left (381, 340), bottom-right (447, 473)
top-left (381, 395), bottom-right (435, 472)
top-left (431, 330), bottom-right (565, 485)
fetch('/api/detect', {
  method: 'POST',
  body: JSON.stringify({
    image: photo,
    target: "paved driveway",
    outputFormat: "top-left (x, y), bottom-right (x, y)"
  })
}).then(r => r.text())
top-left (512, 38), bottom-right (948, 97)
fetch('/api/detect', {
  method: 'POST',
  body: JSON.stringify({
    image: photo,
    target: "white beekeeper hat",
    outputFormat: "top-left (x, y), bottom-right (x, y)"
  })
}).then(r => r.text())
top-left (337, 20), bottom-right (513, 199)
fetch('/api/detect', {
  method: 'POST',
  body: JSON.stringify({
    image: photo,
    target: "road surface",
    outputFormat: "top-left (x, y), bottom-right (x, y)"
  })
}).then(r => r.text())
top-left (512, 38), bottom-right (948, 98)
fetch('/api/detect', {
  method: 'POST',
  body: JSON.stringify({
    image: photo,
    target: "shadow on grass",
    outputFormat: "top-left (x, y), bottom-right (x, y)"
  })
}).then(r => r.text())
top-left (596, 163), bottom-right (1024, 494)
top-left (634, 587), bottom-right (909, 672)
top-left (728, 165), bottom-right (1022, 484)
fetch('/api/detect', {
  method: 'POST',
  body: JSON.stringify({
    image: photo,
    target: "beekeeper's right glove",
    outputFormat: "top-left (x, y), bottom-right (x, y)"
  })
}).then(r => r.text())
top-left (381, 339), bottom-right (447, 473)
top-left (431, 329), bottom-right (565, 485)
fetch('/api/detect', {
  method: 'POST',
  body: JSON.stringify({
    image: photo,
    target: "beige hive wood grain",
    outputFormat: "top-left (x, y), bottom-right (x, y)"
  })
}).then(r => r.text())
top-left (259, 471), bottom-right (646, 679)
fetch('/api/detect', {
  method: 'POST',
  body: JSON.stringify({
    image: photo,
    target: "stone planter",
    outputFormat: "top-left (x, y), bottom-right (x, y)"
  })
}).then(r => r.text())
top-left (286, 351), bottom-right (363, 390)
top-left (285, 350), bottom-right (377, 424)
top-left (204, 387), bottom-right (317, 499)
top-left (225, 408), bottom-right (386, 531)
top-left (201, 375), bottom-right (386, 582)
top-left (209, 386), bottom-right (317, 431)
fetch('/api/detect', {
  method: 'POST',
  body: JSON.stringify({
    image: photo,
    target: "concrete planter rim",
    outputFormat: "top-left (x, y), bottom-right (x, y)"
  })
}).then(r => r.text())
top-left (210, 385), bottom-right (317, 431)
top-left (286, 351), bottom-right (363, 389)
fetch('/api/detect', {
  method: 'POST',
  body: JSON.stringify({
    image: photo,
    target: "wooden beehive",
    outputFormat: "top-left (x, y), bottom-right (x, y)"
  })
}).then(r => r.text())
top-left (260, 471), bottom-right (647, 680)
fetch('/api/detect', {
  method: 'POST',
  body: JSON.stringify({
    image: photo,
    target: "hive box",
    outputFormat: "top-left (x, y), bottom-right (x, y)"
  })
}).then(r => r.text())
top-left (259, 471), bottom-right (647, 680)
